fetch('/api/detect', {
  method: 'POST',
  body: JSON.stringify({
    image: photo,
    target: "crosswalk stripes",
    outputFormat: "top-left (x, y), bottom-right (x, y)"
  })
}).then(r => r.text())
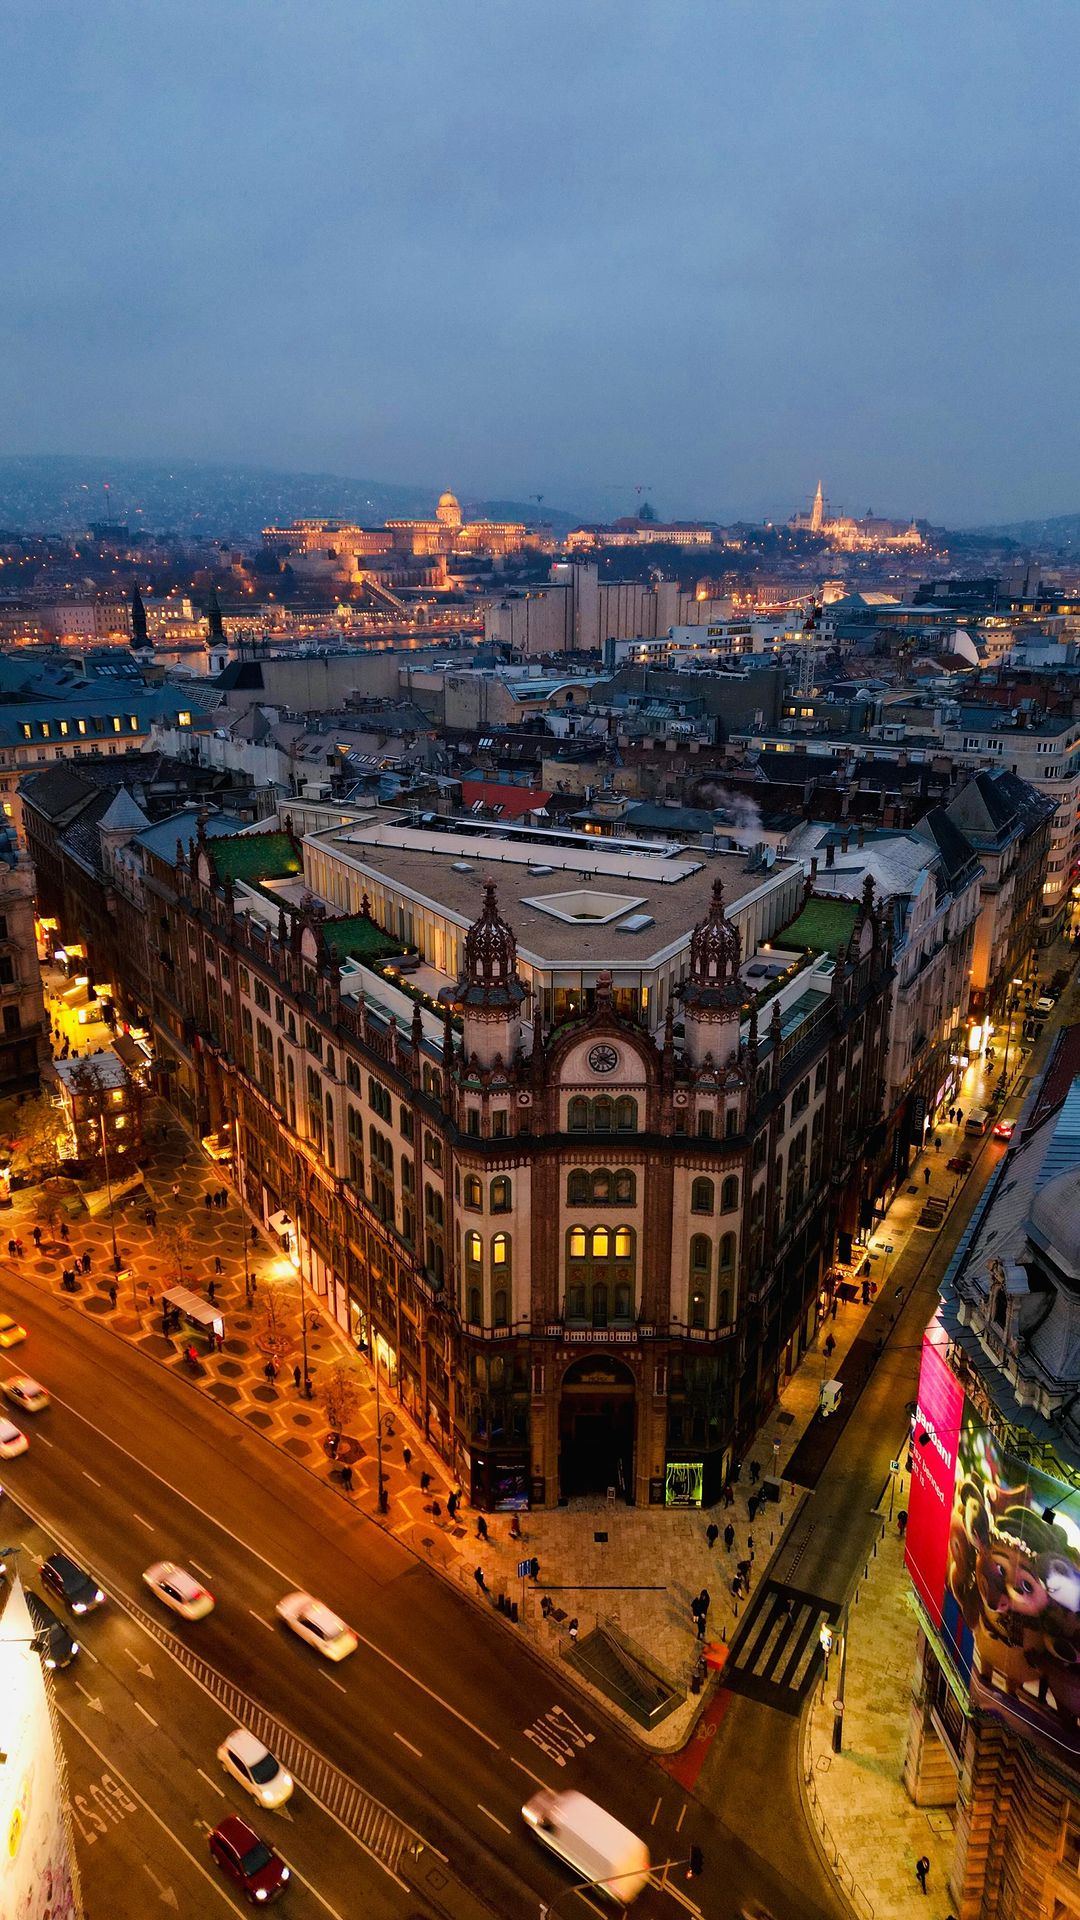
top-left (721, 1580), bottom-right (839, 1714)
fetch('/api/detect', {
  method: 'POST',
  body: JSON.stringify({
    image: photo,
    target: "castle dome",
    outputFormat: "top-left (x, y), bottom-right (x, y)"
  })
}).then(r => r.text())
top-left (436, 489), bottom-right (462, 529)
top-left (455, 879), bottom-right (526, 1013)
top-left (683, 878), bottom-right (743, 1009)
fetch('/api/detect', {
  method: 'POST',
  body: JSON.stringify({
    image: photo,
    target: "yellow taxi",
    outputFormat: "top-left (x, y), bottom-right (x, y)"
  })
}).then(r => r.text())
top-left (0, 1314), bottom-right (27, 1349)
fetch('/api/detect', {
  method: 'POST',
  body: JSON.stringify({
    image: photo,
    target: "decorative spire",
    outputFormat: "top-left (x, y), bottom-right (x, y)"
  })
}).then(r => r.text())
top-left (206, 584), bottom-right (225, 641)
top-left (683, 878), bottom-right (742, 1012)
top-left (130, 583), bottom-right (148, 646)
top-left (455, 879), bottom-right (526, 1013)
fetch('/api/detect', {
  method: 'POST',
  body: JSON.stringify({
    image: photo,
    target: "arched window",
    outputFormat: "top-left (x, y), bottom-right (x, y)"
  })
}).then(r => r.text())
top-left (492, 1232), bottom-right (510, 1269)
top-left (690, 1282), bottom-right (709, 1331)
top-left (593, 1095), bottom-right (614, 1131)
top-left (691, 1177), bottom-right (714, 1215)
top-left (592, 1170), bottom-right (612, 1202)
top-left (493, 1289), bottom-right (508, 1328)
top-left (567, 1283), bottom-right (586, 1319)
top-left (591, 1226), bottom-right (610, 1258)
top-left (568, 1096), bottom-right (589, 1132)
top-left (719, 1232), bottom-right (736, 1271)
top-left (569, 1226), bottom-right (587, 1259)
top-left (614, 1282), bottom-right (633, 1321)
top-left (567, 1169), bottom-right (590, 1204)
top-left (614, 1225), bottom-right (632, 1259)
top-left (615, 1096), bottom-right (637, 1132)
top-left (490, 1176), bottom-right (511, 1212)
top-left (592, 1282), bottom-right (609, 1327)
top-left (467, 1285), bottom-right (482, 1324)
top-left (465, 1229), bottom-right (483, 1267)
top-left (690, 1233), bottom-right (711, 1276)
top-left (464, 1174), bottom-right (482, 1210)
top-left (613, 1169), bottom-right (636, 1203)
top-left (721, 1175), bottom-right (740, 1213)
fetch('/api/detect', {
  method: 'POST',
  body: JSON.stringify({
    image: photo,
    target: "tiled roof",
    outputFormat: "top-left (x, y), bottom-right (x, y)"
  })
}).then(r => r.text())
top-left (779, 896), bottom-right (860, 956)
top-left (207, 831), bottom-right (301, 885)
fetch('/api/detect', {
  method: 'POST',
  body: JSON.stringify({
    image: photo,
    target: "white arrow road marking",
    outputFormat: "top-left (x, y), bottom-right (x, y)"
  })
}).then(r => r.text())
top-left (74, 1680), bottom-right (103, 1713)
top-left (123, 1646), bottom-right (155, 1679)
top-left (142, 1863), bottom-right (179, 1909)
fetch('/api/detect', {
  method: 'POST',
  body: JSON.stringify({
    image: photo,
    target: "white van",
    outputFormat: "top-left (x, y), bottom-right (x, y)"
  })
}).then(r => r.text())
top-left (522, 1789), bottom-right (650, 1905)
top-left (965, 1108), bottom-right (991, 1137)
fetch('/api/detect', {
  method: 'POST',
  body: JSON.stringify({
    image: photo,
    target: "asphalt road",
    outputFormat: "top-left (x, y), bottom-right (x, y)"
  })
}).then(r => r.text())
top-left (0, 1260), bottom-right (836, 1920)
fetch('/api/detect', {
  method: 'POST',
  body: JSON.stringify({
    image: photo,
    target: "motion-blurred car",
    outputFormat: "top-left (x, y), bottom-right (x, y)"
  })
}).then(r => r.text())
top-left (0, 1314), bottom-right (27, 1349)
top-left (142, 1561), bottom-right (215, 1620)
top-left (40, 1551), bottom-right (105, 1614)
top-left (1036, 995), bottom-right (1056, 1016)
top-left (216, 1727), bottom-right (293, 1809)
top-left (946, 1153), bottom-right (973, 1174)
top-left (25, 1590), bottom-right (79, 1670)
top-left (0, 1417), bottom-right (28, 1459)
top-left (993, 1119), bottom-right (1015, 1141)
top-left (208, 1815), bottom-right (291, 1903)
top-left (275, 1590), bottom-right (357, 1662)
top-left (2, 1375), bottom-right (49, 1413)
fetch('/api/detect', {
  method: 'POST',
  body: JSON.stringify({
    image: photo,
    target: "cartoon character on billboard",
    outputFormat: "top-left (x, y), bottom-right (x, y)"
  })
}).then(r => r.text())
top-left (945, 1425), bottom-right (1080, 1742)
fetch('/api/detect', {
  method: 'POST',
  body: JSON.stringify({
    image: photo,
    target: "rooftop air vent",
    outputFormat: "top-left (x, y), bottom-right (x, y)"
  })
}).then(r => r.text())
top-left (528, 864), bottom-right (555, 875)
top-left (618, 913), bottom-right (655, 933)
top-left (451, 860), bottom-right (475, 873)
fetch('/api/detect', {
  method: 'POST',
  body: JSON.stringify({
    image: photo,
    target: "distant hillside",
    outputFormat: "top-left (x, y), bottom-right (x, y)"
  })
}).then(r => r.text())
top-left (974, 511), bottom-right (1080, 549)
top-left (0, 456), bottom-right (577, 537)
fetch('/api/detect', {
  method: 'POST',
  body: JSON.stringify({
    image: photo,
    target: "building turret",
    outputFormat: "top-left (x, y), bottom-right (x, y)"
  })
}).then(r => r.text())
top-left (206, 586), bottom-right (225, 643)
top-left (130, 583), bottom-right (148, 646)
top-left (681, 877), bottom-right (744, 1068)
top-left (454, 880), bottom-right (526, 1069)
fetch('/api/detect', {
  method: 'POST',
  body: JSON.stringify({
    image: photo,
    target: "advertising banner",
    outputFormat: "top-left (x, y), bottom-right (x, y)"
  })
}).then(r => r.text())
top-left (0, 1578), bottom-right (81, 1920)
top-left (905, 1326), bottom-right (965, 1629)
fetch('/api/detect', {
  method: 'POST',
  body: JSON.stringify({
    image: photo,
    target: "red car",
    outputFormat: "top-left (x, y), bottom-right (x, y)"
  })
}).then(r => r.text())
top-left (993, 1119), bottom-right (1015, 1142)
top-left (208, 1815), bottom-right (290, 1903)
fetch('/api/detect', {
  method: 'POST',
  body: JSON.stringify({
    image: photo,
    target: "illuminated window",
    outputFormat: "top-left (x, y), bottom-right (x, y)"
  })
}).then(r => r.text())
top-left (40, 722), bottom-right (50, 739)
top-left (58, 720), bottom-right (69, 736)
top-left (465, 1230), bottom-right (482, 1265)
top-left (129, 715), bottom-right (139, 730)
top-left (20, 725), bottom-right (31, 741)
top-left (614, 1226), bottom-right (632, 1259)
top-left (463, 1175), bottom-right (482, 1210)
top-left (112, 716), bottom-right (122, 732)
top-left (569, 1226), bottom-right (587, 1259)
top-left (591, 1226), bottom-right (609, 1258)
top-left (492, 1232), bottom-right (509, 1267)
top-left (178, 711), bottom-right (192, 728)
top-left (77, 719), bottom-right (87, 735)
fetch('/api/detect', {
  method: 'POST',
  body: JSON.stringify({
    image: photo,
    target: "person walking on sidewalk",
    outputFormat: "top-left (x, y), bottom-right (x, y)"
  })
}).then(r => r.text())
top-left (341, 1463), bottom-right (354, 1493)
top-left (915, 1856), bottom-right (930, 1895)
top-left (108, 1282), bottom-right (118, 1308)
top-left (706, 1522), bottom-right (719, 1550)
top-left (420, 1469), bottom-right (431, 1494)
top-left (214, 1255), bottom-right (223, 1274)
top-left (473, 1565), bottom-right (487, 1595)
top-left (924, 1166), bottom-right (932, 1186)
top-left (723, 1522), bottom-right (735, 1552)
top-left (749, 1460), bottom-right (760, 1484)
top-left (476, 1515), bottom-right (489, 1542)
top-left (403, 1447), bottom-right (412, 1470)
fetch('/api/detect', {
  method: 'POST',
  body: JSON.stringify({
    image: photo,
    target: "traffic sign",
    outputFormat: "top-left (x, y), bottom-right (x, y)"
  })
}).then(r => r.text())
top-left (517, 1560), bottom-right (532, 1579)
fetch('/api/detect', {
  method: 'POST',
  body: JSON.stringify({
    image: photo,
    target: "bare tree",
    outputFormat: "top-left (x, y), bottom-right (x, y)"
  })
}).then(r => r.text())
top-left (320, 1361), bottom-right (362, 1439)
top-left (158, 1220), bottom-right (193, 1288)
top-left (10, 1094), bottom-right (61, 1183)
top-left (254, 1290), bottom-right (290, 1368)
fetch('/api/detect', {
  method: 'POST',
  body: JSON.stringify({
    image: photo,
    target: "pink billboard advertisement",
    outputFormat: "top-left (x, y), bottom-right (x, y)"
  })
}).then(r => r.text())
top-left (905, 1325), bottom-right (965, 1629)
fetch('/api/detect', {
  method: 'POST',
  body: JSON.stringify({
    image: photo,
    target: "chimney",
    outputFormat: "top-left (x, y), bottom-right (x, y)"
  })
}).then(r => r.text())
top-left (857, 824), bottom-right (865, 848)
top-left (841, 829), bottom-right (849, 855)
top-left (825, 841), bottom-right (835, 868)
top-left (810, 855), bottom-right (819, 882)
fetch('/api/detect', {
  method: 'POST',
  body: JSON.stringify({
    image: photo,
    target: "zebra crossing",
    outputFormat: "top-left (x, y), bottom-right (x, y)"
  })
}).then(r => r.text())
top-left (721, 1580), bottom-right (840, 1714)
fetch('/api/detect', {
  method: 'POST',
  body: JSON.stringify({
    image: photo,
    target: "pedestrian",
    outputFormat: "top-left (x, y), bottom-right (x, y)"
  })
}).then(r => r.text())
top-left (830, 1296), bottom-right (838, 1320)
top-left (219, 1188), bottom-right (228, 1209)
top-left (861, 1279), bottom-right (870, 1305)
top-left (342, 1463), bottom-right (353, 1492)
top-left (568, 1618), bottom-right (579, 1643)
top-left (723, 1482), bottom-right (735, 1509)
top-left (207, 1280), bottom-right (216, 1305)
top-left (264, 1360), bottom-right (274, 1386)
top-left (172, 1182), bottom-right (180, 1201)
top-left (723, 1523), bottom-right (735, 1552)
top-left (915, 1856), bottom-right (930, 1896)
top-left (7, 1239), bottom-right (15, 1258)
top-left (204, 1193), bottom-right (213, 1213)
top-left (476, 1515), bottom-right (489, 1542)
top-left (690, 1595), bottom-right (703, 1627)
top-left (327, 1431), bottom-right (339, 1460)
top-left (824, 1332), bottom-right (835, 1359)
top-left (698, 1587), bottom-right (710, 1615)
top-left (956, 1108), bottom-right (963, 1127)
top-left (747, 1533), bottom-right (754, 1558)
top-left (108, 1282), bottom-right (118, 1308)
top-left (403, 1447), bottom-right (412, 1470)
top-left (935, 1136), bottom-right (942, 1152)
top-left (60, 1222), bottom-right (68, 1240)
top-left (81, 1250), bottom-right (90, 1272)
top-left (897, 1509), bottom-right (908, 1538)
top-left (749, 1459), bottom-right (760, 1484)
top-left (697, 1608), bottom-right (706, 1638)
top-left (303, 1374), bottom-right (313, 1399)
top-left (420, 1469), bottom-right (431, 1494)
top-left (214, 1255), bottom-right (223, 1274)
top-left (32, 1226), bottom-right (41, 1247)
top-left (924, 1166), bottom-right (932, 1186)
top-left (473, 1565), bottom-right (487, 1594)
top-left (447, 1491), bottom-right (459, 1520)
top-left (706, 1522), bottom-right (719, 1550)
top-left (161, 1310), bottom-right (170, 1336)
top-left (541, 1595), bottom-right (554, 1619)
top-left (293, 1364), bottom-right (301, 1390)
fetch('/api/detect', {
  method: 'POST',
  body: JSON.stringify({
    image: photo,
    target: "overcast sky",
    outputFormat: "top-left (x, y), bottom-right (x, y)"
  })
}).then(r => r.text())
top-left (5, 1), bottom-right (1079, 525)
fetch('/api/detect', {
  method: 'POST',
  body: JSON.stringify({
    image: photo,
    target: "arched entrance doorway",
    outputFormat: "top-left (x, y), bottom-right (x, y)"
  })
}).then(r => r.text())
top-left (559, 1355), bottom-right (635, 1502)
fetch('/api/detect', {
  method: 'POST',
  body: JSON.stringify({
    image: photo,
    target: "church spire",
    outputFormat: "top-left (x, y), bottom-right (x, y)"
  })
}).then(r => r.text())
top-left (454, 879), bottom-right (526, 1069)
top-left (130, 582), bottom-right (148, 646)
top-left (810, 479), bottom-right (824, 534)
top-left (206, 585), bottom-right (225, 643)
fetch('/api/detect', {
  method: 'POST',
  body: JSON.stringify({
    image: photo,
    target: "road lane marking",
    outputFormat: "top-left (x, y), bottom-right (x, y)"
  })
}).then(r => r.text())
top-left (676, 1802), bottom-right (687, 1831)
top-left (197, 1767), bottom-right (226, 1796)
top-left (393, 1731), bottom-right (422, 1758)
top-left (510, 1754), bottom-right (551, 1790)
top-left (318, 1669), bottom-right (348, 1695)
top-left (56, 1708), bottom-right (244, 1912)
top-left (82, 1471), bottom-right (101, 1486)
top-left (191, 1561), bottom-right (213, 1582)
top-left (353, 1628), bottom-right (499, 1750)
top-left (651, 1795), bottom-right (662, 1825)
top-left (74, 1680), bottom-right (103, 1712)
top-left (132, 1512), bottom-right (154, 1531)
top-left (35, 1432), bottom-right (53, 1447)
top-left (248, 1608), bottom-right (274, 1630)
top-left (477, 1803), bottom-right (511, 1835)
top-left (133, 1701), bottom-right (158, 1727)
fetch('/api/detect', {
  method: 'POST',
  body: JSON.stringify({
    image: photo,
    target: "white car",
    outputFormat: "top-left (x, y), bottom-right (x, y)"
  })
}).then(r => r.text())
top-left (0, 1418), bottom-right (28, 1460)
top-left (216, 1726), bottom-right (294, 1809)
top-left (142, 1561), bottom-right (215, 1621)
top-left (275, 1590), bottom-right (357, 1662)
top-left (2, 1376), bottom-right (49, 1415)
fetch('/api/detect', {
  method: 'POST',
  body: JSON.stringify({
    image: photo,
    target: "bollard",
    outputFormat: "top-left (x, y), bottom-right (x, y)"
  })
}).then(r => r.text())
top-left (769, 1531), bottom-right (774, 1546)
top-left (780, 1509), bottom-right (785, 1527)
top-left (510, 1600), bottom-right (519, 1623)
top-left (690, 1670), bottom-right (701, 1694)
top-left (496, 1592), bottom-right (506, 1614)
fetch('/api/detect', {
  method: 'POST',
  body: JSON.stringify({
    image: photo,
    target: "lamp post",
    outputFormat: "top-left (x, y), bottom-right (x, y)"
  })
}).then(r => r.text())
top-left (294, 1179), bottom-right (310, 1391)
top-left (373, 1339), bottom-right (388, 1514)
top-left (538, 1852), bottom-right (702, 1916)
top-left (231, 1107), bottom-right (251, 1304)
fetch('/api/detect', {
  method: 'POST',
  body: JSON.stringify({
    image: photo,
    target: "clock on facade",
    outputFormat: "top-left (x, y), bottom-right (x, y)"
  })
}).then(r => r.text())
top-left (587, 1044), bottom-right (619, 1074)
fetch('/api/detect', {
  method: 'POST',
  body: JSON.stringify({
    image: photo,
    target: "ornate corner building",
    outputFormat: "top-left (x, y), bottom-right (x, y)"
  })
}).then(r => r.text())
top-left (150, 810), bottom-right (894, 1513)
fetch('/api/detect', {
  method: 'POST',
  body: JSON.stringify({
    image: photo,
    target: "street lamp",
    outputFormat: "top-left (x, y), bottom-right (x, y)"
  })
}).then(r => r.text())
top-left (294, 1181), bottom-right (310, 1391)
top-left (373, 1339), bottom-right (389, 1514)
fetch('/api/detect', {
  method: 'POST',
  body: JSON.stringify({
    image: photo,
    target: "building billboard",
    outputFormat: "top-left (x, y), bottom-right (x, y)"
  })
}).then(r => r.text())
top-left (905, 1326), bottom-right (965, 1629)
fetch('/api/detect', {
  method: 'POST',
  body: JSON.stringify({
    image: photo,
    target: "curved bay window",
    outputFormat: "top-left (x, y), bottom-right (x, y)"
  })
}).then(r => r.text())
top-left (691, 1176), bottom-right (714, 1215)
top-left (463, 1174), bottom-right (482, 1210)
top-left (565, 1223), bottom-right (636, 1328)
top-left (566, 1167), bottom-right (637, 1206)
top-left (689, 1233), bottom-right (711, 1330)
top-left (720, 1175), bottom-right (740, 1214)
top-left (490, 1176), bottom-right (512, 1212)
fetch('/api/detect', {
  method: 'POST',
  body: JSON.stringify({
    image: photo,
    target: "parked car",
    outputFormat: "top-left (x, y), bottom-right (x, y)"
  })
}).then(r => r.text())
top-left (216, 1727), bottom-right (293, 1809)
top-left (24, 1590), bottom-right (79, 1670)
top-left (142, 1561), bottom-right (215, 1620)
top-left (275, 1590), bottom-right (357, 1662)
top-left (208, 1815), bottom-right (291, 1903)
top-left (40, 1552), bottom-right (105, 1614)
top-left (1035, 995), bottom-right (1055, 1016)
top-left (2, 1375), bottom-right (49, 1414)
top-left (0, 1314), bottom-right (27, 1349)
top-left (947, 1153), bottom-right (973, 1175)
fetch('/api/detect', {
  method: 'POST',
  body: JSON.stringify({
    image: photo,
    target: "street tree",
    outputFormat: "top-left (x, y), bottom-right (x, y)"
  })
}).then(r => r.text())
top-left (10, 1094), bottom-right (61, 1183)
top-left (254, 1290), bottom-right (289, 1368)
top-left (158, 1220), bottom-right (193, 1288)
top-left (320, 1361), bottom-right (361, 1439)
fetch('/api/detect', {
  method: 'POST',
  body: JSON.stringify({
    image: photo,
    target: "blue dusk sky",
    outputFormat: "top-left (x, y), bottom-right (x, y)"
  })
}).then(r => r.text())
top-left (4, 0), bottom-right (1079, 524)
